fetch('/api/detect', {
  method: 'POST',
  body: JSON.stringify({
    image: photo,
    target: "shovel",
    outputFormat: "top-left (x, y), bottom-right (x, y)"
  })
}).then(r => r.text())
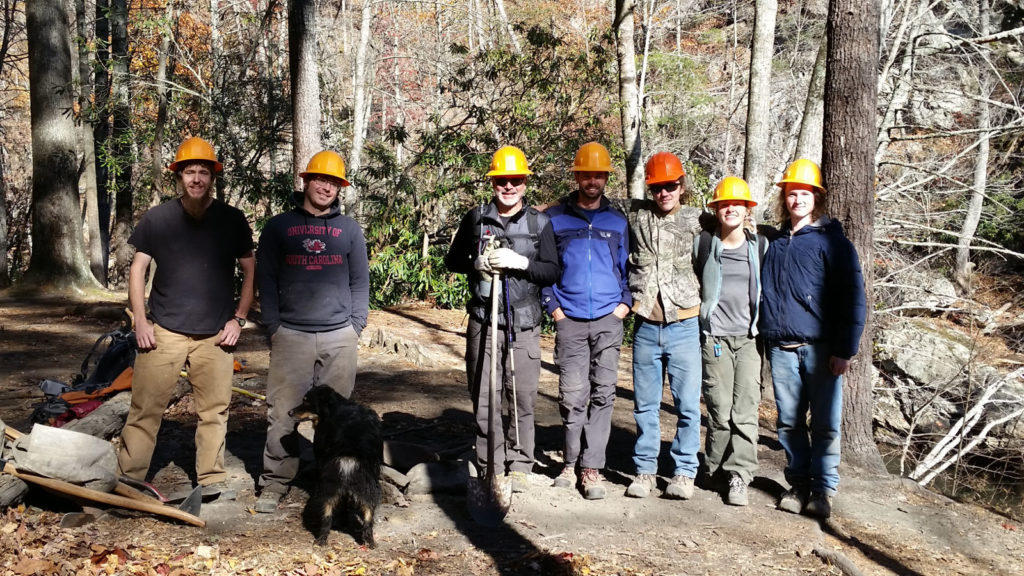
top-left (467, 270), bottom-right (511, 526)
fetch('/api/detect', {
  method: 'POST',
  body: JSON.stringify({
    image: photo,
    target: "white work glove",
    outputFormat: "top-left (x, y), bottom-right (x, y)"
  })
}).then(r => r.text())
top-left (488, 247), bottom-right (528, 271)
top-left (474, 254), bottom-right (494, 274)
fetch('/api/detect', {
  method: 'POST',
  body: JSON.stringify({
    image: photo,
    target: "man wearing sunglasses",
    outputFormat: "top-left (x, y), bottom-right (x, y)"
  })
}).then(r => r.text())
top-left (623, 151), bottom-right (704, 501)
top-left (445, 146), bottom-right (560, 494)
top-left (254, 150), bottom-right (370, 513)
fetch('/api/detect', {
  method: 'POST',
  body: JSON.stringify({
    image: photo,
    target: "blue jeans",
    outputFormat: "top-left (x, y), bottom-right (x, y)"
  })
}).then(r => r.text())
top-left (770, 343), bottom-right (843, 495)
top-left (631, 317), bottom-right (701, 477)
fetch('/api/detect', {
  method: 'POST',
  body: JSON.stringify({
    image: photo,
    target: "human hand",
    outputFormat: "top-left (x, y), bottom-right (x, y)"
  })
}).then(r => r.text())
top-left (488, 248), bottom-right (528, 271)
top-left (474, 255), bottom-right (494, 274)
top-left (135, 318), bottom-right (156, 350)
top-left (552, 308), bottom-right (566, 322)
top-left (219, 319), bottom-right (242, 346)
top-left (612, 303), bottom-right (630, 319)
top-left (830, 356), bottom-right (851, 376)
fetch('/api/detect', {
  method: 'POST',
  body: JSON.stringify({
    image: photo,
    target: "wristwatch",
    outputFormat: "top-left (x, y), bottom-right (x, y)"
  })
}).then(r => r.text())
top-left (234, 316), bottom-right (247, 327)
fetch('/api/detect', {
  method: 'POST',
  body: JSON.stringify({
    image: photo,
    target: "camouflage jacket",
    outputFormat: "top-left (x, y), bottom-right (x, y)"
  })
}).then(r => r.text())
top-left (627, 199), bottom-right (703, 320)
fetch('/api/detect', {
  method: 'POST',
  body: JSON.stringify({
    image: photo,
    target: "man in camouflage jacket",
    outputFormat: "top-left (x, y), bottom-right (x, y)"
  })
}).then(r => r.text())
top-left (624, 152), bottom-right (705, 501)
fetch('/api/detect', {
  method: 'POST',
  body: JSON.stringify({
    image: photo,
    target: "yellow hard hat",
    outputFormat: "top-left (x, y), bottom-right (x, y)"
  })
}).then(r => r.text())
top-left (299, 150), bottom-right (351, 187)
top-left (777, 158), bottom-right (825, 193)
top-left (168, 137), bottom-right (223, 173)
top-left (644, 152), bottom-right (685, 185)
top-left (572, 142), bottom-right (612, 172)
top-left (485, 146), bottom-right (533, 177)
top-left (709, 176), bottom-right (757, 206)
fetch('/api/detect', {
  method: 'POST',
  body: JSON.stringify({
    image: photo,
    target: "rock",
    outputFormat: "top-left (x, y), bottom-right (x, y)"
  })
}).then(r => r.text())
top-left (405, 460), bottom-right (470, 495)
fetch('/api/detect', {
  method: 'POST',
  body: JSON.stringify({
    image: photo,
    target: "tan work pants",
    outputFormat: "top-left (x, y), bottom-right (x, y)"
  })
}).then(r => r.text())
top-left (117, 324), bottom-right (233, 485)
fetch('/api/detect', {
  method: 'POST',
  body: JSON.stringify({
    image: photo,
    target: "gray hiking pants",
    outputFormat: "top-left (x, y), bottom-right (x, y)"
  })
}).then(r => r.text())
top-left (259, 325), bottom-right (358, 494)
top-left (554, 313), bottom-right (624, 470)
top-left (466, 318), bottom-right (541, 475)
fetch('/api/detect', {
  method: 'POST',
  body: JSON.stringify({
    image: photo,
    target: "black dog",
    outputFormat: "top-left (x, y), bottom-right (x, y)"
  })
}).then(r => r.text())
top-left (289, 386), bottom-right (383, 548)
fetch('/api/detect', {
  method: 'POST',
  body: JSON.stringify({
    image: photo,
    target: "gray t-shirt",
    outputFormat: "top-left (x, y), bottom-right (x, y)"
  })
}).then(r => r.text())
top-left (709, 245), bottom-right (751, 336)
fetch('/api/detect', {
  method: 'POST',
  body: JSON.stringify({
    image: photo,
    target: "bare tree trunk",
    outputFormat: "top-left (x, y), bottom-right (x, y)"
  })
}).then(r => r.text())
top-left (348, 0), bottom-right (373, 210)
top-left (875, 0), bottom-right (925, 166)
top-left (491, 0), bottom-right (520, 53)
top-left (150, 1), bottom-right (174, 202)
top-left (289, 0), bottom-right (322, 191)
top-left (743, 0), bottom-right (777, 206)
top-left (110, 0), bottom-right (134, 280)
top-left (75, 0), bottom-right (105, 285)
top-left (615, 0), bottom-right (644, 200)
top-left (0, 1), bottom-right (12, 287)
top-left (0, 150), bottom-right (9, 288)
top-left (955, 0), bottom-right (992, 291)
top-left (94, 0), bottom-right (111, 280)
top-left (24, 0), bottom-right (96, 289)
top-left (794, 33), bottom-right (827, 164)
top-left (822, 0), bottom-right (885, 474)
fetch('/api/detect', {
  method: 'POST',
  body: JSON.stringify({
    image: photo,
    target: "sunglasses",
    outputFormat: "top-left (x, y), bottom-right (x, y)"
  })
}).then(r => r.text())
top-left (650, 182), bottom-right (679, 195)
top-left (493, 176), bottom-right (526, 187)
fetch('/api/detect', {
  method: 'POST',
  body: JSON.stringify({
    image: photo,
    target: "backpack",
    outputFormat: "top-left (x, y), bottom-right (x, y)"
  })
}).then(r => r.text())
top-left (75, 327), bottom-right (137, 393)
top-left (694, 229), bottom-right (769, 279)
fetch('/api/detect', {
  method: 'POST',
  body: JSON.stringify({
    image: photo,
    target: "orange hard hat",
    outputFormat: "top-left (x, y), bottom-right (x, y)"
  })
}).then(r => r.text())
top-left (486, 146), bottom-right (533, 177)
top-left (644, 152), bottom-right (685, 185)
top-left (777, 158), bottom-right (825, 193)
top-left (299, 150), bottom-right (351, 187)
top-left (709, 176), bottom-right (757, 206)
top-left (572, 142), bottom-right (612, 172)
top-left (168, 137), bottom-right (223, 173)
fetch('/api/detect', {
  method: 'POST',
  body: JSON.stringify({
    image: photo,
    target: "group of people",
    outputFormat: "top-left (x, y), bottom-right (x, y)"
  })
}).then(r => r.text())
top-left (118, 135), bottom-right (864, 524)
top-left (446, 142), bottom-right (866, 520)
top-left (119, 137), bottom-right (370, 514)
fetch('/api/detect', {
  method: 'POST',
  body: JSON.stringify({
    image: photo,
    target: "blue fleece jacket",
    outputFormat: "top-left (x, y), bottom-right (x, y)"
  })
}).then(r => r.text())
top-left (758, 217), bottom-right (866, 359)
top-left (541, 193), bottom-right (631, 320)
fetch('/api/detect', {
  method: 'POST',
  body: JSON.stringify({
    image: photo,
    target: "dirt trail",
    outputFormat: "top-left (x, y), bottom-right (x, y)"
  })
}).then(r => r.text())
top-left (0, 297), bottom-right (1021, 576)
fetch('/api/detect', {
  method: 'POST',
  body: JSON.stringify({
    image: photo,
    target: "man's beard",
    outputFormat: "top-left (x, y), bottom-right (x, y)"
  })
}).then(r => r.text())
top-left (179, 184), bottom-right (213, 219)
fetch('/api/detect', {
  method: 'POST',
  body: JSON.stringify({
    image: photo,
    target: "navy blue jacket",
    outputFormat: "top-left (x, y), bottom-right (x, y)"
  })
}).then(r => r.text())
top-left (758, 217), bottom-right (866, 359)
top-left (542, 193), bottom-right (631, 320)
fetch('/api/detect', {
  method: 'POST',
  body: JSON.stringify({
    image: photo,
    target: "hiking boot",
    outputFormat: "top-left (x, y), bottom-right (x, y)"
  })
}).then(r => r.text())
top-left (580, 468), bottom-right (606, 500)
top-left (254, 489), bottom-right (285, 513)
top-left (552, 466), bottom-right (576, 488)
top-left (777, 486), bottom-right (807, 514)
top-left (805, 491), bottom-right (833, 519)
top-left (507, 471), bottom-right (529, 494)
top-left (664, 475), bottom-right (694, 500)
top-left (725, 473), bottom-right (748, 506)
top-left (625, 473), bottom-right (657, 498)
top-left (200, 481), bottom-right (237, 501)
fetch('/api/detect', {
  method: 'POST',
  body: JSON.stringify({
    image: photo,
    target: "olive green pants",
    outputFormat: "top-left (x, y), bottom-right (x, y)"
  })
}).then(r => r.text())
top-left (701, 334), bottom-right (761, 484)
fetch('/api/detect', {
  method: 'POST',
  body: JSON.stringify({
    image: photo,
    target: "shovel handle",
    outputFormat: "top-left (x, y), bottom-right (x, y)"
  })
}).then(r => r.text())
top-left (1, 460), bottom-right (205, 527)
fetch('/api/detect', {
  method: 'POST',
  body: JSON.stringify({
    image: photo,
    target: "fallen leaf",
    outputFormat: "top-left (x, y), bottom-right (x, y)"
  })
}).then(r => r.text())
top-left (10, 557), bottom-right (56, 576)
top-left (1002, 523), bottom-right (1017, 531)
top-left (417, 548), bottom-right (438, 562)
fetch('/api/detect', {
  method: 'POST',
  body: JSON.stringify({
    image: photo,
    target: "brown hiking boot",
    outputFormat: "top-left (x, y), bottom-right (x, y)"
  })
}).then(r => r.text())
top-left (805, 491), bottom-right (833, 518)
top-left (552, 466), bottom-right (576, 488)
top-left (625, 473), bottom-right (657, 498)
top-left (581, 468), bottom-right (606, 500)
top-left (777, 486), bottom-right (808, 514)
top-left (664, 475), bottom-right (694, 500)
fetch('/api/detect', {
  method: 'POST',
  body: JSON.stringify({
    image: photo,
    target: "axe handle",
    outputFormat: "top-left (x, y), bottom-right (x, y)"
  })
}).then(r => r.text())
top-left (2, 461), bottom-right (205, 527)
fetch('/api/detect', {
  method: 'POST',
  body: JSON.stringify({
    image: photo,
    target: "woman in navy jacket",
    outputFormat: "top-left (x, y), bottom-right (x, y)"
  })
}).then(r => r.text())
top-left (758, 159), bottom-right (866, 519)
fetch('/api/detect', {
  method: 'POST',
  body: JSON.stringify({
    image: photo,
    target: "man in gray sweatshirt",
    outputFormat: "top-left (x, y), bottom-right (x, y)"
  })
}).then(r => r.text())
top-left (254, 150), bottom-right (370, 513)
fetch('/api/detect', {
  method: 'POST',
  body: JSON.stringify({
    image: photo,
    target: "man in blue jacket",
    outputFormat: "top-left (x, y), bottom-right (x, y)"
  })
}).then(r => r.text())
top-left (542, 142), bottom-right (631, 500)
top-left (254, 150), bottom-right (370, 513)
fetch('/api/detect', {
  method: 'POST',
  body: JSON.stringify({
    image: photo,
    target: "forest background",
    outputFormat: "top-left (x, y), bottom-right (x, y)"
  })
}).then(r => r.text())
top-left (1, 0), bottom-right (1024, 522)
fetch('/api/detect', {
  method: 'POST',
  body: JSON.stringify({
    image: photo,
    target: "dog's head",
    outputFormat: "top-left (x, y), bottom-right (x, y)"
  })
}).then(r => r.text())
top-left (288, 386), bottom-right (344, 424)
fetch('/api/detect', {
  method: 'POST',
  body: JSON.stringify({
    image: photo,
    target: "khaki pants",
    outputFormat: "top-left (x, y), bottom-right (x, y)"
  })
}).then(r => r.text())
top-left (117, 324), bottom-right (233, 484)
